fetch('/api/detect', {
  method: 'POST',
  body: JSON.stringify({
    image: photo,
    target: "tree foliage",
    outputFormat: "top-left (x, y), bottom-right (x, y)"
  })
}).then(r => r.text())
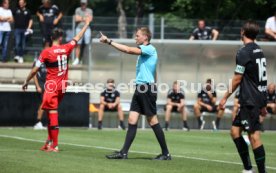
top-left (10, 0), bottom-right (276, 20)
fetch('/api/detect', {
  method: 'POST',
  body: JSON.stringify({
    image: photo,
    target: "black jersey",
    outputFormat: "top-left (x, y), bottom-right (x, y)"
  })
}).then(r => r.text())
top-left (198, 89), bottom-right (216, 105)
top-left (234, 42), bottom-right (267, 107)
top-left (167, 89), bottom-right (185, 103)
top-left (101, 89), bottom-right (120, 103)
top-left (192, 27), bottom-right (213, 40)
top-left (37, 4), bottom-right (61, 25)
top-left (12, 8), bottom-right (32, 29)
top-left (267, 91), bottom-right (276, 103)
top-left (33, 60), bottom-right (47, 89)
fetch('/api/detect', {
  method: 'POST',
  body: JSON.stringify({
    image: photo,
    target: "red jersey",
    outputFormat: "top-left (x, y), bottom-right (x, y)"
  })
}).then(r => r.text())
top-left (38, 40), bottom-right (77, 91)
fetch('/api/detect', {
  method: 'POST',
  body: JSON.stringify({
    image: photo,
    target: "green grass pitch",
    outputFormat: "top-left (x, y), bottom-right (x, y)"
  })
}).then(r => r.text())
top-left (0, 128), bottom-right (275, 173)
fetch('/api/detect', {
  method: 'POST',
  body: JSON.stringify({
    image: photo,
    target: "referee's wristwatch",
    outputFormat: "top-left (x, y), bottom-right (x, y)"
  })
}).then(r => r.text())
top-left (108, 39), bottom-right (113, 45)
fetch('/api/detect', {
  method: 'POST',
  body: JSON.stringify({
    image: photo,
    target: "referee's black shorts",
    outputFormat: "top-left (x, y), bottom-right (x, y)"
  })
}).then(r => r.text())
top-left (130, 84), bottom-right (157, 117)
top-left (232, 105), bottom-right (261, 132)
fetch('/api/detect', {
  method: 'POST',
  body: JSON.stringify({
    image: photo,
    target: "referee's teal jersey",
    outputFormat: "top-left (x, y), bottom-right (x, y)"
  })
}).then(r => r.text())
top-left (136, 44), bottom-right (157, 84)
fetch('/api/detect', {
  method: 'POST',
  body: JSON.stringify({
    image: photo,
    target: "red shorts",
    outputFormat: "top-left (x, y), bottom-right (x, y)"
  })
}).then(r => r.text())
top-left (42, 90), bottom-right (65, 110)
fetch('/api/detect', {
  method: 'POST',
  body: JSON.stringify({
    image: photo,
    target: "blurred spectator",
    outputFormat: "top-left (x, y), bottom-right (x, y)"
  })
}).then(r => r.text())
top-left (265, 11), bottom-right (276, 41)
top-left (0, 0), bottom-right (13, 63)
top-left (33, 57), bottom-right (47, 130)
top-left (189, 19), bottom-right (219, 40)
top-left (98, 79), bottom-right (125, 130)
top-left (193, 79), bottom-right (224, 130)
top-left (12, 0), bottom-right (33, 63)
top-left (72, 0), bottom-right (93, 66)
top-left (266, 83), bottom-right (276, 114)
top-left (164, 81), bottom-right (190, 131)
top-left (36, 0), bottom-right (63, 48)
top-left (232, 89), bottom-right (240, 121)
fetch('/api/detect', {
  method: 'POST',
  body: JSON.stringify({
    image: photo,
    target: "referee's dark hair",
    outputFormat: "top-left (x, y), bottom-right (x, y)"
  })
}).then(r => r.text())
top-left (242, 20), bottom-right (259, 40)
top-left (137, 27), bottom-right (152, 42)
top-left (51, 28), bottom-right (63, 41)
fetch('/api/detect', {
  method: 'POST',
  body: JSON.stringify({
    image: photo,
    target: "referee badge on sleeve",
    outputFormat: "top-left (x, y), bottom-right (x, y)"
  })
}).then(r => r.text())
top-left (235, 65), bottom-right (245, 74)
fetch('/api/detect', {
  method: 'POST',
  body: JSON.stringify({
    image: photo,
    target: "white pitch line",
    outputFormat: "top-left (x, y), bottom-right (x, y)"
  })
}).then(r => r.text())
top-left (0, 134), bottom-right (275, 171)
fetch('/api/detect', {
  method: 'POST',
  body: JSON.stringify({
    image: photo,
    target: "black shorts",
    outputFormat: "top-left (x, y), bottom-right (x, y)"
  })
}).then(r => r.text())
top-left (232, 105), bottom-right (261, 132)
top-left (200, 105), bottom-right (217, 113)
top-left (164, 105), bottom-right (178, 113)
top-left (104, 106), bottom-right (118, 112)
top-left (130, 84), bottom-right (157, 117)
top-left (41, 23), bottom-right (54, 44)
top-left (267, 107), bottom-right (274, 114)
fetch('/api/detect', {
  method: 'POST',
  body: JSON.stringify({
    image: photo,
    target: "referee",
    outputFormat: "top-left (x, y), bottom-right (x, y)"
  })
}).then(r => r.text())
top-left (219, 20), bottom-right (267, 173)
top-left (100, 27), bottom-right (171, 160)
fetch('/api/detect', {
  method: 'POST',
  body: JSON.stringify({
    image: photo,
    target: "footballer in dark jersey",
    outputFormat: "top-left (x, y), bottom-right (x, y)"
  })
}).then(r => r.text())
top-left (219, 20), bottom-right (267, 173)
top-left (164, 81), bottom-right (190, 131)
top-left (194, 78), bottom-right (224, 130)
top-left (98, 79), bottom-right (125, 130)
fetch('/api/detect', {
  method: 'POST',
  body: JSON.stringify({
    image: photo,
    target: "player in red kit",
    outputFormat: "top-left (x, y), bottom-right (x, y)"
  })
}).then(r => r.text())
top-left (22, 16), bottom-right (92, 152)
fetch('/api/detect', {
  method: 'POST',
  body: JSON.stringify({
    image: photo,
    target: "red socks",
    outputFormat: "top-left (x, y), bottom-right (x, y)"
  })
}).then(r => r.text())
top-left (47, 112), bottom-right (59, 147)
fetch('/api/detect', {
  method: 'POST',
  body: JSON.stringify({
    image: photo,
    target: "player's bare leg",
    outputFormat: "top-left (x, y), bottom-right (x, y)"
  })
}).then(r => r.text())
top-left (213, 108), bottom-right (224, 130)
top-left (97, 104), bottom-right (105, 130)
top-left (73, 45), bottom-right (81, 65)
top-left (194, 103), bottom-right (203, 129)
top-left (267, 103), bottom-right (276, 114)
top-left (117, 104), bottom-right (125, 130)
top-left (231, 126), bottom-right (253, 172)
top-left (165, 104), bottom-right (172, 130)
top-left (34, 103), bottom-right (45, 130)
top-left (248, 131), bottom-right (266, 173)
top-left (232, 105), bottom-right (239, 121)
top-left (180, 106), bottom-right (189, 131)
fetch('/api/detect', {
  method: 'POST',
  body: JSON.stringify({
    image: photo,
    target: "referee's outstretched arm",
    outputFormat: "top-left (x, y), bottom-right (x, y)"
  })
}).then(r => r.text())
top-left (100, 32), bottom-right (142, 55)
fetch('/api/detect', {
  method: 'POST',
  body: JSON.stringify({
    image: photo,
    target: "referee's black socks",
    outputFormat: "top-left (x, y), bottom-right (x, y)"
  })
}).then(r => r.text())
top-left (253, 145), bottom-right (266, 173)
top-left (233, 136), bottom-right (252, 170)
top-left (151, 123), bottom-right (169, 155)
top-left (120, 124), bottom-right (137, 154)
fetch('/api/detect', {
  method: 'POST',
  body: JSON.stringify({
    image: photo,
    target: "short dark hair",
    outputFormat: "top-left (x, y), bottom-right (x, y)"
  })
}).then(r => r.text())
top-left (51, 28), bottom-right (63, 41)
top-left (206, 78), bottom-right (212, 84)
top-left (242, 20), bottom-right (259, 40)
top-left (107, 79), bottom-right (115, 83)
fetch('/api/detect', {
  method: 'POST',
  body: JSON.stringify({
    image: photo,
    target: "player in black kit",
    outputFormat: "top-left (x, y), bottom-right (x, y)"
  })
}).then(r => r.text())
top-left (194, 79), bottom-right (224, 130)
top-left (164, 81), bottom-right (190, 131)
top-left (98, 79), bottom-right (125, 130)
top-left (219, 20), bottom-right (267, 173)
